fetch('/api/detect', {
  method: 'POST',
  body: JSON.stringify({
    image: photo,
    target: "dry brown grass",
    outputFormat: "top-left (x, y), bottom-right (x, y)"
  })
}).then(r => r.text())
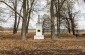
top-left (0, 31), bottom-right (85, 52)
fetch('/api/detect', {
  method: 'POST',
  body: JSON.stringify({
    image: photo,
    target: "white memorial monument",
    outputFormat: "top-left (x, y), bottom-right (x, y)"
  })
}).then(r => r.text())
top-left (34, 15), bottom-right (44, 39)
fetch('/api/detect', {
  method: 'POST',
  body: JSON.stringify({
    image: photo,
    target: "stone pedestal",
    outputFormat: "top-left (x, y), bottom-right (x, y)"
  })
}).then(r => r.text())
top-left (34, 35), bottom-right (44, 39)
top-left (34, 23), bottom-right (44, 40)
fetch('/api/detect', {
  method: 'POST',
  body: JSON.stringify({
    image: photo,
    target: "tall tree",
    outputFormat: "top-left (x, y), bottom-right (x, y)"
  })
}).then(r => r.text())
top-left (21, 0), bottom-right (27, 40)
top-left (13, 0), bottom-right (18, 34)
top-left (50, 0), bottom-right (55, 39)
top-left (67, 1), bottom-right (76, 35)
top-left (0, 0), bottom-right (35, 40)
top-left (12, 0), bottom-right (23, 34)
top-left (54, 0), bottom-right (66, 34)
top-left (26, 0), bottom-right (35, 33)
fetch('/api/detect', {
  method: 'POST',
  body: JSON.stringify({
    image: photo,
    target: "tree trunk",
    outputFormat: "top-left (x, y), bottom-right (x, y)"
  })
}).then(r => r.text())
top-left (50, 0), bottom-right (55, 39)
top-left (55, 0), bottom-right (66, 34)
top-left (16, 5), bottom-right (23, 31)
top-left (71, 18), bottom-right (75, 35)
top-left (57, 0), bottom-right (61, 34)
top-left (65, 17), bottom-right (71, 33)
top-left (26, 0), bottom-right (35, 33)
top-left (21, 0), bottom-right (27, 40)
top-left (13, 0), bottom-right (18, 34)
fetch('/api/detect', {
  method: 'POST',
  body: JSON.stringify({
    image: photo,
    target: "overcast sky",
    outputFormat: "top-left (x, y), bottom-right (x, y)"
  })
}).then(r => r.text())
top-left (74, 0), bottom-right (85, 29)
top-left (0, 0), bottom-right (85, 30)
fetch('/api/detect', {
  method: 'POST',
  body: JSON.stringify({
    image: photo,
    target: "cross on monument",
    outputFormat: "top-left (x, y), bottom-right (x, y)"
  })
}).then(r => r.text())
top-left (34, 15), bottom-right (44, 39)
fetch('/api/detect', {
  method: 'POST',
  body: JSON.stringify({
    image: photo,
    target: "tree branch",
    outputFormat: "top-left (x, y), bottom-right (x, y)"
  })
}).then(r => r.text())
top-left (0, 1), bottom-right (23, 18)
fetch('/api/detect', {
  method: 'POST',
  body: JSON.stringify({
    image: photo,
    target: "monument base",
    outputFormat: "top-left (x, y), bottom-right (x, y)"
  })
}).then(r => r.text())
top-left (34, 35), bottom-right (44, 40)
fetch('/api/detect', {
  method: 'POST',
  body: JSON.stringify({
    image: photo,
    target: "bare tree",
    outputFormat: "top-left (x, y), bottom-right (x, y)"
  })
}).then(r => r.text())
top-left (0, 1), bottom-right (23, 18)
top-left (26, 0), bottom-right (35, 33)
top-left (21, 0), bottom-right (28, 40)
top-left (0, 0), bottom-right (35, 40)
top-left (54, 0), bottom-right (66, 34)
top-left (67, 1), bottom-right (76, 35)
top-left (50, 0), bottom-right (55, 39)
top-left (12, 0), bottom-right (24, 34)
top-left (12, 0), bottom-right (18, 34)
top-left (21, 0), bottom-right (35, 40)
top-left (42, 14), bottom-right (51, 33)
top-left (61, 0), bottom-right (78, 35)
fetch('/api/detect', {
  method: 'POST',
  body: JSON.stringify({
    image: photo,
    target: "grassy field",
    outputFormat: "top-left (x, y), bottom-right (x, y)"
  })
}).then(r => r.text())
top-left (0, 31), bottom-right (85, 55)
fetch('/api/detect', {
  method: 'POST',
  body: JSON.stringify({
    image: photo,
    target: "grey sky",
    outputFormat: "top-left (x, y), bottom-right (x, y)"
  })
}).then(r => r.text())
top-left (0, 0), bottom-right (85, 29)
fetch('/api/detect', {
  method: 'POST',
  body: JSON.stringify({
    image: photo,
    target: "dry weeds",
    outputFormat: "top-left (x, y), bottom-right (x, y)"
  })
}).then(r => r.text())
top-left (0, 31), bottom-right (85, 54)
